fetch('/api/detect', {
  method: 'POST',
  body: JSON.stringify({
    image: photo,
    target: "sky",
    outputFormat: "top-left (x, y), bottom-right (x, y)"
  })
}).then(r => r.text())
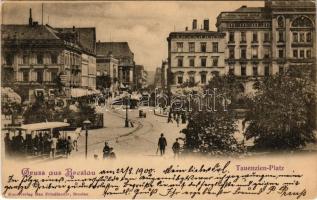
top-left (2, 1), bottom-right (263, 71)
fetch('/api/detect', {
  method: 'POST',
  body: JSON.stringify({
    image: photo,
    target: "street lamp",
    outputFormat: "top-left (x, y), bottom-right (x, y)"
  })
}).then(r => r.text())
top-left (125, 95), bottom-right (130, 128)
top-left (83, 119), bottom-right (91, 159)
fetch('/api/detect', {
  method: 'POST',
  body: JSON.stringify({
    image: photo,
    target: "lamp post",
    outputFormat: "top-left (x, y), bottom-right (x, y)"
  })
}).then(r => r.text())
top-left (83, 119), bottom-right (91, 159)
top-left (125, 95), bottom-right (129, 127)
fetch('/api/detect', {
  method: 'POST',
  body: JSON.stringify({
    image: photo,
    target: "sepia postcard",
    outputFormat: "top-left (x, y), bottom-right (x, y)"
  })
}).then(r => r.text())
top-left (1, 0), bottom-right (317, 199)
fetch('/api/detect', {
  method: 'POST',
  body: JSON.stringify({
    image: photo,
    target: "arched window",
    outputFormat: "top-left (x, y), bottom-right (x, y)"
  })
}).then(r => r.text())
top-left (291, 16), bottom-right (313, 28)
top-left (277, 16), bottom-right (284, 28)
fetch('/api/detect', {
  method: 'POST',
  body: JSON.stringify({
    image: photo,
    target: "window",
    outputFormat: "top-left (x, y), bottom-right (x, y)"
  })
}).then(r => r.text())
top-left (37, 54), bottom-right (44, 64)
top-left (293, 49), bottom-right (298, 58)
top-left (229, 66), bottom-right (234, 76)
top-left (22, 71), bottom-right (29, 82)
top-left (37, 70), bottom-right (43, 83)
top-left (252, 32), bottom-right (258, 42)
top-left (176, 42), bottom-right (183, 52)
top-left (264, 32), bottom-right (270, 42)
top-left (293, 32), bottom-right (298, 42)
top-left (306, 32), bottom-right (311, 42)
top-left (307, 49), bottom-right (311, 58)
top-left (252, 47), bottom-right (258, 58)
top-left (300, 50), bottom-right (305, 58)
top-left (212, 57), bottom-right (218, 67)
top-left (241, 65), bottom-right (246, 76)
top-left (177, 76), bottom-right (183, 84)
top-left (212, 42), bottom-right (218, 53)
top-left (278, 16), bottom-right (284, 27)
top-left (264, 48), bottom-right (270, 58)
top-left (299, 33), bottom-right (305, 42)
top-left (200, 43), bottom-right (206, 52)
top-left (278, 49), bottom-right (284, 58)
top-left (229, 32), bottom-right (235, 42)
top-left (189, 42), bottom-right (195, 52)
top-left (201, 58), bottom-right (207, 67)
top-left (264, 65), bottom-right (270, 76)
top-left (23, 55), bottom-right (29, 64)
top-left (279, 65), bottom-right (284, 74)
top-left (189, 76), bottom-right (195, 84)
top-left (201, 74), bottom-right (206, 84)
top-left (177, 58), bottom-right (183, 67)
top-left (51, 54), bottom-right (58, 64)
top-left (5, 54), bottom-right (13, 65)
top-left (229, 48), bottom-right (235, 59)
top-left (278, 31), bottom-right (284, 42)
top-left (241, 48), bottom-right (246, 59)
top-left (241, 32), bottom-right (246, 42)
top-left (189, 58), bottom-right (195, 67)
top-left (51, 71), bottom-right (58, 81)
top-left (253, 64), bottom-right (258, 76)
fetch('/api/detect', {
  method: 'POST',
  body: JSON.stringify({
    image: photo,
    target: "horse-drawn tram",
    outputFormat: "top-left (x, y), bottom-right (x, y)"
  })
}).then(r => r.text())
top-left (3, 122), bottom-right (81, 159)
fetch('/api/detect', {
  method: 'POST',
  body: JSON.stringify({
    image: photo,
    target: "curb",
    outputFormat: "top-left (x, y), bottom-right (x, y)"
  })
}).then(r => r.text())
top-left (153, 110), bottom-right (168, 118)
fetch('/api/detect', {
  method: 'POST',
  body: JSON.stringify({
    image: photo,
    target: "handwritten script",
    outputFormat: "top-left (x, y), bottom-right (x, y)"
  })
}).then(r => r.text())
top-left (3, 161), bottom-right (307, 199)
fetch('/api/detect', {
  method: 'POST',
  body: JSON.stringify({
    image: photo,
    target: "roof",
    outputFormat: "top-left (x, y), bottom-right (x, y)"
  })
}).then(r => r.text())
top-left (168, 30), bottom-right (225, 38)
top-left (1, 24), bottom-right (60, 40)
top-left (217, 6), bottom-right (271, 22)
top-left (55, 27), bottom-right (96, 54)
top-left (270, 0), bottom-right (315, 8)
top-left (21, 122), bottom-right (70, 131)
top-left (234, 6), bottom-right (265, 13)
top-left (96, 42), bottom-right (134, 59)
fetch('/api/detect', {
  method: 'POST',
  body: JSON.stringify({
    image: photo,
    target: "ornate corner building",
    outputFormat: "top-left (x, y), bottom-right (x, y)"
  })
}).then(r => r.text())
top-left (1, 9), bottom-right (97, 102)
top-left (216, 0), bottom-right (316, 93)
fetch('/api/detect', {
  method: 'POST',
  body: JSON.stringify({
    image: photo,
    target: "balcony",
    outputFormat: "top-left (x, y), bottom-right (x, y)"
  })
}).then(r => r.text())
top-left (263, 40), bottom-right (271, 46)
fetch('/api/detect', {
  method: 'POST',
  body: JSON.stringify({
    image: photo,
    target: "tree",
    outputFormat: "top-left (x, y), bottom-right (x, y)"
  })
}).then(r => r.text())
top-left (23, 95), bottom-right (54, 124)
top-left (244, 68), bottom-right (316, 150)
top-left (181, 75), bottom-right (244, 155)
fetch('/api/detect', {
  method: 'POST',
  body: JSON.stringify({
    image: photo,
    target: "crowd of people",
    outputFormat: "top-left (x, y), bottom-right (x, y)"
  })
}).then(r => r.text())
top-left (4, 131), bottom-right (75, 159)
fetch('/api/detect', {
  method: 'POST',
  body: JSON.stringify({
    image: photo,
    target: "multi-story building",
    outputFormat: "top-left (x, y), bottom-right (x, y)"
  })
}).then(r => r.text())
top-left (96, 54), bottom-right (119, 81)
top-left (167, 19), bottom-right (226, 92)
top-left (154, 67), bottom-right (162, 89)
top-left (96, 42), bottom-right (135, 89)
top-left (216, 0), bottom-right (316, 93)
top-left (1, 9), bottom-right (97, 101)
top-left (55, 27), bottom-right (97, 90)
top-left (161, 60), bottom-right (168, 90)
top-left (134, 65), bottom-right (147, 90)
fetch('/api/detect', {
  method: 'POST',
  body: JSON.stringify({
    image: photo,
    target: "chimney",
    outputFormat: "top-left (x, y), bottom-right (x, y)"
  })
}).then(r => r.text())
top-left (203, 19), bottom-right (209, 31)
top-left (73, 26), bottom-right (75, 32)
top-left (29, 8), bottom-right (33, 26)
top-left (192, 19), bottom-right (197, 30)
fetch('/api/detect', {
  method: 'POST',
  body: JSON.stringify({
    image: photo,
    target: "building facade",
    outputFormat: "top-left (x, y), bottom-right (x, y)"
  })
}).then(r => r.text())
top-left (134, 65), bottom-right (147, 90)
top-left (96, 42), bottom-right (135, 89)
top-left (167, 19), bottom-right (226, 92)
top-left (216, 0), bottom-right (316, 93)
top-left (1, 9), bottom-right (97, 101)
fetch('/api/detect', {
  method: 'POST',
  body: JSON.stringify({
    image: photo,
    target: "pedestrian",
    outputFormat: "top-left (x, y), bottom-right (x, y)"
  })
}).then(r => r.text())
top-left (15, 131), bottom-right (25, 156)
top-left (49, 136), bottom-right (58, 159)
top-left (38, 132), bottom-right (44, 155)
top-left (4, 132), bottom-right (12, 157)
top-left (172, 139), bottom-right (181, 158)
top-left (157, 133), bottom-right (167, 156)
top-left (103, 142), bottom-right (112, 159)
top-left (32, 134), bottom-right (39, 155)
top-left (168, 112), bottom-right (173, 123)
top-left (66, 136), bottom-right (73, 158)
